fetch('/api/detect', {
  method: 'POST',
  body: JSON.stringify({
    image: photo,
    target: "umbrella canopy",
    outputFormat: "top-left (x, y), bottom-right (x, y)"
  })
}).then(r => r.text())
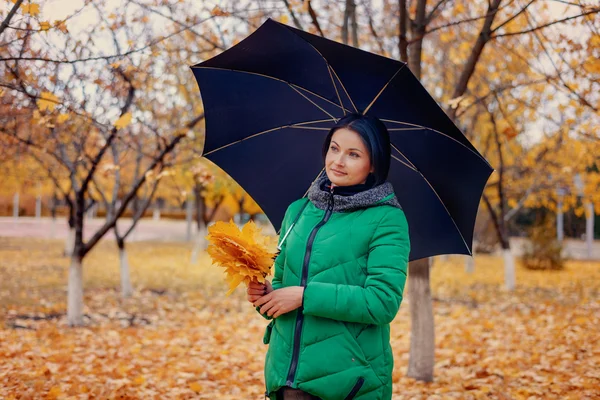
top-left (191, 18), bottom-right (493, 261)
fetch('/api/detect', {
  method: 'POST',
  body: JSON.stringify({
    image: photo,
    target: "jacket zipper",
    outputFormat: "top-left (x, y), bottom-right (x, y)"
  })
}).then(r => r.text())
top-left (344, 377), bottom-right (365, 400)
top-left (286, 186), bottom-right (335, 386)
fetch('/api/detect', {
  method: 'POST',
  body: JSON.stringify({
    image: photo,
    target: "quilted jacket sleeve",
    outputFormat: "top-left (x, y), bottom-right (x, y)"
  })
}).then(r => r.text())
top-left (255, 203), bottom-right (294, 320)
top-left (302, 207), bottom-right (410, 325)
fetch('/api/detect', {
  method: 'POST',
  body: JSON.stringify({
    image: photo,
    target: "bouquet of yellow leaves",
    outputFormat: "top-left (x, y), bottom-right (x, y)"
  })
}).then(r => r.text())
top-left (206, 220), bottom-right (279, 295)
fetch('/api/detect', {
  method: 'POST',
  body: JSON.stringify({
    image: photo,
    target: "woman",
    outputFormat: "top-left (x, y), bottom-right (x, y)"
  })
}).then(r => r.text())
top-left (248, 113), bottom-right (410, 400)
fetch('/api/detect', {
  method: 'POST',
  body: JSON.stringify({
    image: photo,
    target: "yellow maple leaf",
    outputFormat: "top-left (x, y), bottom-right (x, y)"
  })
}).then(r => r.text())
top-left (39, 21), bottom-right (50, 31)
top-left (114, 112), bottom-right (132, 130)
top-left (206, 220), bottom-right (277, 295)
top-left (37, 92), bottom-right (59, 112)
top-left (54, 20), bottom-right (68, 33)
top-left (21, 3), bottom-right (40, 16)
top-left (56, 113), bottom-right (69, 124)
top-left (189, 382), bottom-right (203, 392)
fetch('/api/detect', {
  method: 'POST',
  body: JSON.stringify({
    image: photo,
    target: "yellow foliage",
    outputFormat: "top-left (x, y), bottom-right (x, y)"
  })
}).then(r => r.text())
top-left (37, 92), bottom-right (59, 112)
top-left (206, 220), bottom-right (277, 295)
top-left (39, 21), bottom-right (51, 31)
top-left (20, 3), bottom-right (40, 16)
top-left (56, 113), bottom-right (69, 124)
top-left (114, 112), bottom-right (132, 130)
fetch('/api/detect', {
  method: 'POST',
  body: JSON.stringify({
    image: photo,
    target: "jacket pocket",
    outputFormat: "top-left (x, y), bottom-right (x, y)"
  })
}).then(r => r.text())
top-left (344, 377), bottom-right (365, 400)
top-left (263, 320), bottom-right (275, 345)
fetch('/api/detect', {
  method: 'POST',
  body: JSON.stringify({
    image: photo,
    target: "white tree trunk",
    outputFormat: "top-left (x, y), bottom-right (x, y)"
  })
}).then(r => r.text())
top-left (35, 195), bottom-right (42, 219)
top-left (50, 217), bottom-right (56, 239)
top-left (407, 257), bottom-right (434, 382)
top-left (557, 200), bottom-right (564, 241)
top-left (586, 202), bottom-right (594, 259)
top-left (503, 248), bottom-right (516, 291)
top-left (153, 207), bottom-right (160, 221)
top-left (67, 256), bottom-right (84, 326)
top-left (465, 255), bottom-right (475, 273)
top-left (64, 227), bottom-right (76, 257)
top-left (190, 225), bottom-right (208, 264)
top-left (13, 192), bottom-right (19, 220)
top-left (119, 247), bottom-right (133, 298)
top-left (186, 198), bottom-right (193, 242)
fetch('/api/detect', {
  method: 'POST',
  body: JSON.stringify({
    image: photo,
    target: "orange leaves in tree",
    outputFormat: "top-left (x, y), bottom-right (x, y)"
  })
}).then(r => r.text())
top-left (114, 112), bottom-right (132, 130)
top-left (20, 2), bottom-right (40, 16)
top-left (206, 221), bottom-right (277, 295)
top-left (37, 92), bottom-right (59, 112)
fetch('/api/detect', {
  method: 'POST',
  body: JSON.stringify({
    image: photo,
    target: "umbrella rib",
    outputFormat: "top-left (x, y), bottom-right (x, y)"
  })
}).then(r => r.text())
top-left (289, 126), bottom-right (330, 131)
top-left (327, 66), bottom-right (345, 116)
top-left (275, 25), bottom-right (358, 114)
top-left (391, 155), bottom-right (418, 172)
top-left (292, 119), bottom-right (336, 126)
top-left (203, 120), bottom-right (332, 157)
top-left (288, 85), bottom-right (337, 120)
top-left (383, 119), bottom-right (491, 167)
top-left (193, 66), bottom-right (352, 114)
top-left (328, 67), bottom-right (359, 113)
top-left (392, 145), bottom-right (472, 255)
top-left (362, 64), bottom-right (407, 115)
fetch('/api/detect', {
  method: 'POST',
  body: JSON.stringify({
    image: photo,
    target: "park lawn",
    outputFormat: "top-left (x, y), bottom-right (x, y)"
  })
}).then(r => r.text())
top-left (0, 236), bottom-right (598, 399)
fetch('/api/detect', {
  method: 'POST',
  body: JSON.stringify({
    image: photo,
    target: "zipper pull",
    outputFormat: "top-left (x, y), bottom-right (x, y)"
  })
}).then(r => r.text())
top-left (328, 184), bottom-right (335, 210)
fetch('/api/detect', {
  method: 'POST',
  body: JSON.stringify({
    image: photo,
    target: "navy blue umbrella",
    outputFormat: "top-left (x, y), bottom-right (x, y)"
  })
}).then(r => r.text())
top-left (191, 18), bottom-right (493, 261)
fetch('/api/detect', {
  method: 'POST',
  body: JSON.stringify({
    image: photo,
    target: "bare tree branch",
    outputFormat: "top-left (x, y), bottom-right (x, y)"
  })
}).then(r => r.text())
top-left (492, 8), bottom-right (600, 38)
top-left (0, 0), bottom-right (24, 38)
top-left (307, 0), bottom-right (325, 37)
top-left (281, 0), bottom-right (304, 30)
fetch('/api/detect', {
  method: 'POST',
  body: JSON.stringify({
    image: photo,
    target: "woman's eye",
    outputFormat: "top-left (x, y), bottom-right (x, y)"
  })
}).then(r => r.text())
top-left (330, 146), bottom-right (338, 151)
top-left (350, 153), bottom-right (359, 158)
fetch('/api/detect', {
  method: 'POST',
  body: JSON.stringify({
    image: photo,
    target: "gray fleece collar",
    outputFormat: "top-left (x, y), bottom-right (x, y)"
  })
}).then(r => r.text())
top-left (307, 174), bottom-right (401, 212)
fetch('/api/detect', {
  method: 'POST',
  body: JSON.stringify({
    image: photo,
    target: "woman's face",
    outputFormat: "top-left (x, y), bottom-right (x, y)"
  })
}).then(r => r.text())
top-left (325, 127), bottom-right (374, 187)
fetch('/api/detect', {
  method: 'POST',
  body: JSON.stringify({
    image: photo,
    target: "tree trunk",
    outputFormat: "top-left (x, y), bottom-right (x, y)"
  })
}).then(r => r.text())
top-left (35, 195), bottom-right (42, 219)
top-left (557, 195), bottom-right (564, 241)
top-left (190, 223), bottom-right (208, 264)
top-left (407, 257), bottom-right (435, 382)
top-left (153, 204), bottom-right (160, 221)
top-left (67, 254), bottom-right (84, 326)
top-left (65, 213), bottom-right (75, 257)
top-left (50, 193), bottom-right (57, 238)
top-left (465, 255), bottom-right (475, 273)
top-left (194, 183), bottom-right (205, 232)
top-left (118, 239), bottom-right (133, 298)
top-left (502, 244), bottom-right (515, 291)
top-left (586, 202), bottom-right (594, 259)
top-left (186, 196), bottom-right (193, 241)
top-left (13, 192), bottom-right (19, 220)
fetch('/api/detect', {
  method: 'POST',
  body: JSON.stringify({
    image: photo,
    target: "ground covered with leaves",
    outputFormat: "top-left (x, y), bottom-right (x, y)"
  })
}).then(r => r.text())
top-left (0, 237), bottom-right (598, 399)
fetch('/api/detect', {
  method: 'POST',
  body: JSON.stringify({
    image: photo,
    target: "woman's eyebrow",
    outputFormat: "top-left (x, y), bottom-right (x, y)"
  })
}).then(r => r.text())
top-left (331, 140), bottom-right (363, 153)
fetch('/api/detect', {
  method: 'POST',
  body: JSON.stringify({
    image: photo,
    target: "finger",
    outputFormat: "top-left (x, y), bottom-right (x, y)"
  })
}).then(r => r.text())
top-left (254, 293), bottom-right (272, 307)
top-left (267, 304), bottom-right (280, 317)
top-left (247, 288), bottom-right (265, 295)
top-left (248, 282), bottom-right (266, 290)
top-left (260, 300), bottom-right (276, 316)
top-left (248, 294), bottom-right (261, 303)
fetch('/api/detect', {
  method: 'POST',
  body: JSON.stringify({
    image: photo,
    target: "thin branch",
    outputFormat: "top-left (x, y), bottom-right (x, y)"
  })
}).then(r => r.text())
top-left (80, 68), bottom-right (135, 195)
top-left (307, 0), bottom-right (325, 37)
top-left (492, 8), bottom-right (600, 38)
top-left (82, 113), bottom-right (204, 256)
top-left (281, 0), bottom-right (304, 30)
top-left (491, 0), bottom-right (535, 33)
top-left (0, 0), bottom-right (24, 38)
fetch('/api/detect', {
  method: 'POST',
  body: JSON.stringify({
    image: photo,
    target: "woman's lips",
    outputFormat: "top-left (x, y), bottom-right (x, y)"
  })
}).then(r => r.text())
top-left (331, 169), bottom-right (347, 176)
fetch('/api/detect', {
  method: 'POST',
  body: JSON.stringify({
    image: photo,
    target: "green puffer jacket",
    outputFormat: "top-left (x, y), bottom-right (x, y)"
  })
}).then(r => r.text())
top-left (259, 175), bottom-right (410, 400)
